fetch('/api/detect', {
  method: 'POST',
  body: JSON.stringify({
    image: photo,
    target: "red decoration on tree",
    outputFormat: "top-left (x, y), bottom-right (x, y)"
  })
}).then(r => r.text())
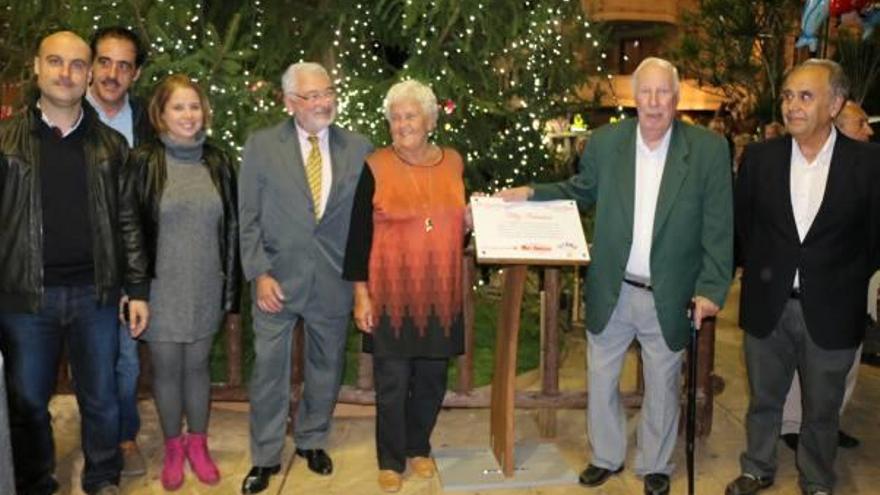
top-left (442, 98), bottom-right (456, 115)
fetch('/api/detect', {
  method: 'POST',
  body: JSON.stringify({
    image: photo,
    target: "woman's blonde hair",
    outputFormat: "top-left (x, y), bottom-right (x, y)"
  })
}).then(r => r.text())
top-left (147, 74), bottom-right (212, 134)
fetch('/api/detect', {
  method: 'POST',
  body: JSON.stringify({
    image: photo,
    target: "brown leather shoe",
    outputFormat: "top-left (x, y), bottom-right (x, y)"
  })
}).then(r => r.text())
top-left (378, 470), bottom-right (403, 493)
top-left (410, 456), bottom-right (435, 478)
top-left (120, 440), bottom-right (146, 477)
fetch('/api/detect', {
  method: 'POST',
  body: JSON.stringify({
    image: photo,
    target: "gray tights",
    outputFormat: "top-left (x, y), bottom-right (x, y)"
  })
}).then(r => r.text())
top-left (147, 337), bottom-right (213, 439)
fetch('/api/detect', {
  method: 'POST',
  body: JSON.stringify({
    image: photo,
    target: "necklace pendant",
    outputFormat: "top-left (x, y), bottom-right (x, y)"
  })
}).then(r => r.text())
top-left (425, 218), bottom-right (433, 232)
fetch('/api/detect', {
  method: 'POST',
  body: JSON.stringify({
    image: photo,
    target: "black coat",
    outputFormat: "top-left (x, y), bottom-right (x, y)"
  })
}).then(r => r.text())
top-left (735, 133), bottom-right (880, 349)
top-left (124, 139), bottom-right (242, 313)
top-left (129, 96), bottom-right (155, 147)
top-left (0, 104), bottom-right (149, 312)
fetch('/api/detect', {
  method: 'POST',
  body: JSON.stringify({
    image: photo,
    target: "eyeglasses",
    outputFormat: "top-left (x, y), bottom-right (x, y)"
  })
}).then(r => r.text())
top-left (293, 88), bottom-right (336, 103)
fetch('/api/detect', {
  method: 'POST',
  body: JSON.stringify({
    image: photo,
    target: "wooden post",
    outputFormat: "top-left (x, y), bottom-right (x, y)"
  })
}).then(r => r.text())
top-left (225, 313), bottom-right (243, 387)
top-left (571, 267), bottom-right (582, 324)
top-left (490, 265), bottom-right (528, 477)
top-left (357, 352), bottom-right (373, 391)
top-left (137, 343), bottom-right (151, 396)
top-left (457, 253), bottom-right (476, 394)
top-left (538, 268), bottom-right (561, 438)
top-left (541, 269), bottom-right (561, 395)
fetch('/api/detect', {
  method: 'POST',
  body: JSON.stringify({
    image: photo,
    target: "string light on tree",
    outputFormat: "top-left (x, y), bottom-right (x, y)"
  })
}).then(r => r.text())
top-left (323, 0), bottom-right (612, 192)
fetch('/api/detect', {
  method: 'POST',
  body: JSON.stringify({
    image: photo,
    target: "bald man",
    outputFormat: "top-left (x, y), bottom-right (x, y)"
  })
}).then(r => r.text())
top-left (0, 31), bottom-right (149, 495)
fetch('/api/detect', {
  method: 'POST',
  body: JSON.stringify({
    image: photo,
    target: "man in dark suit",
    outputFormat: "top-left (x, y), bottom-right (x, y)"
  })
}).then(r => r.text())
top-left (778, 100), bottom-right (875, 453)
top-left (499, 57), bottom-right (734, 495)
top-left (726, 59), bottom-right (880, 495)
top-left (238, 62), bottom-right (372, 494)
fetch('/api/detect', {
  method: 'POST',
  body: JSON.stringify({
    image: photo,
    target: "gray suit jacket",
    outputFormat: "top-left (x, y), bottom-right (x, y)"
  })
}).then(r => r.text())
top-left (239, 119), bottom-right (372, 320)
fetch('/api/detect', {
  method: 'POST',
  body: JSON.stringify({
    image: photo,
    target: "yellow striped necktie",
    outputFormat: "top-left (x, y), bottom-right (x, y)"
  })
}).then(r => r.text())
top-left (306, 135), bottom-right (323, 219)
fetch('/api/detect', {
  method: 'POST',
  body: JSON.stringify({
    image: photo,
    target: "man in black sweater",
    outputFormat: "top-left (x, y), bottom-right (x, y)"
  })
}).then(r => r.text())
top-left (0, 30), bottom-right (149, 495)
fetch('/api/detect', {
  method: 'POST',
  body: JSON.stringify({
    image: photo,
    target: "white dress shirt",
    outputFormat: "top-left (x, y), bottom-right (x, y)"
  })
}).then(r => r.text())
top-left (625, 126), bottom-right (673, 280)
top-left (790, 126), bottom-right (836, 288)
top-left (295, 123), bottom-right (333, 216)
top-left (37, 101), bottom-right (84, 138)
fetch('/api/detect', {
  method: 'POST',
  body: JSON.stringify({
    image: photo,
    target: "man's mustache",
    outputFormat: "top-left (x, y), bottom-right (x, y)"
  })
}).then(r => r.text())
top-left (53, 77), bottom-right (75, 87)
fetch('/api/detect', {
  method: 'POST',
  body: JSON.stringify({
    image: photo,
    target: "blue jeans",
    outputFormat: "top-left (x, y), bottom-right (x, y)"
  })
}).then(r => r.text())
top-left (0, 285), bottom-right (121, 494)
top-left (117, 322), bottom-right (141, 442)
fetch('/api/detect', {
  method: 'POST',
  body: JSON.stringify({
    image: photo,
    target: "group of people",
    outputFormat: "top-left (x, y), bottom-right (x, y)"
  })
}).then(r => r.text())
top-left (499, 57), bottom-right (879, 495)
top-left (0, 26), bottom-right (876, 495)
top-left (0, 28), bottom-right (466, 495)
top-left (0, 27), bottom-right (242, 495)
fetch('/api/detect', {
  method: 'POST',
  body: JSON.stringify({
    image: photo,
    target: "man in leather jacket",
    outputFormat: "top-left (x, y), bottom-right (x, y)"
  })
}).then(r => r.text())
top-left (0, 30), bottom-right (149, 495)
top-left (86, 25), bottom-right (154, 477)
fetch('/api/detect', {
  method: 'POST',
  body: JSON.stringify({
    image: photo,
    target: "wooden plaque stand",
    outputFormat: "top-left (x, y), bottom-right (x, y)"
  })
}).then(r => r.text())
top-left (489, 264), bottom-right (528, 477)
top-left (488, 261), bottom-right (585, 478)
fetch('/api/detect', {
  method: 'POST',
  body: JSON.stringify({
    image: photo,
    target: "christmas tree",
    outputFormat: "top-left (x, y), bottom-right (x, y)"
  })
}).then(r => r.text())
top-left (1, 0), bottom-right (611, 187)
top-left (303, 0), bottom-right (609, 190)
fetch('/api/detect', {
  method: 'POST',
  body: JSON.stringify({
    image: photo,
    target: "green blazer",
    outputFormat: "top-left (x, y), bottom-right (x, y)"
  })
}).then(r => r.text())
top-left (533, 118), bottom-right (733, 351)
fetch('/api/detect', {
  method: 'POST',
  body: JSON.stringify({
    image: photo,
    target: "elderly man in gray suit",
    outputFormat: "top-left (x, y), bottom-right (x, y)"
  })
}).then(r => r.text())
top-left (238, 62), bottom-right (372, 494)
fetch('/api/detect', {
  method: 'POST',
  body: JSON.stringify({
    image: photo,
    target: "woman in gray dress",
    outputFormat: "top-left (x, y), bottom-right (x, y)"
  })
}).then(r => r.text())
top-left (125, 74), bottom-right (240, 491)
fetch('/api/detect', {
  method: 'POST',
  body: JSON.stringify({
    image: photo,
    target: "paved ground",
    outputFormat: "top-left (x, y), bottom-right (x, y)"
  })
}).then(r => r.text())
top-left (48, 279), bottom-right (880, 494)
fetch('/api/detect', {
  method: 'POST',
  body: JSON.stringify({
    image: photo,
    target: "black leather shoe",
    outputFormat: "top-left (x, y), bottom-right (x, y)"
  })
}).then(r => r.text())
top-left (725, 474), bottom-right (774, 495)
top-left (241, 465), bottom-right (281, 494)
top-left (838, 429), bottom-right (859, 448)
top-left (781, 433), bottom-right (799, 451)
top-left (644, 473), bottom-right (670, 495)
top-left (578, 463), bottom-right (623, 487)
top-left (296, 448), bottom-right (333, 475)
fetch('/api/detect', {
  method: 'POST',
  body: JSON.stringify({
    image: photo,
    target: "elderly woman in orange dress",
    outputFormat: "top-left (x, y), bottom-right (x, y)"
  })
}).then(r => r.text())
top-left (343, 79), bottom-right (467, 493)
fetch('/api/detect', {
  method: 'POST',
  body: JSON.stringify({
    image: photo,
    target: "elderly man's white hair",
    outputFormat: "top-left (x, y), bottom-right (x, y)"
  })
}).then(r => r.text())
top-left (383, 79), bottom-right (439, 126)
top-left (631, 57), bottom-right (680, 95)
top-left (281, 62), bottom-right (330, 96)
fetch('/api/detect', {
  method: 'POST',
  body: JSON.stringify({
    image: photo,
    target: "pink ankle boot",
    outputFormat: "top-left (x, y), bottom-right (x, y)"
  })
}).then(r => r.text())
top-left (161, 435), bottom-right (186, 491)
top-left (185, 432), bottom-right (220, 485)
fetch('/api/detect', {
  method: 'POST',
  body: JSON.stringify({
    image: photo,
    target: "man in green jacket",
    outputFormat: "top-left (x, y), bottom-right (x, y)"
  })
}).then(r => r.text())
top-left (498, 57), bottom-right (733, 495)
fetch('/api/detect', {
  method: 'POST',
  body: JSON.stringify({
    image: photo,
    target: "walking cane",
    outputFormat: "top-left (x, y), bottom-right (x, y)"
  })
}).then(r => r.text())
top-left (686, 302), bottom-right (699, 495)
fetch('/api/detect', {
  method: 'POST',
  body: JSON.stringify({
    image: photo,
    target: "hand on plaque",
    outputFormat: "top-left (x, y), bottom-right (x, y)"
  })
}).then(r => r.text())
top-left (494, 186), bottom-right (533, 202)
